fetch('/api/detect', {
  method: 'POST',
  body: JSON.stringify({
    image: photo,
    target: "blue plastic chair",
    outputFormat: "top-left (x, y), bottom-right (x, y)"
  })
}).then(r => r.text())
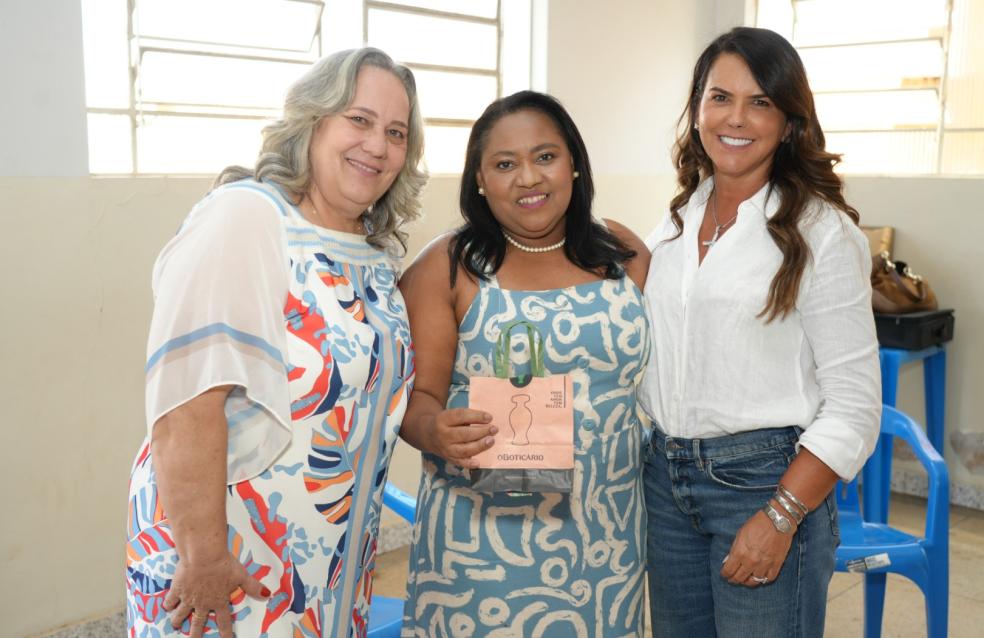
top-left (834, 405), bottom-right (949, 638)
top-left (864, 346), bottom-right (946, 524)
top-left (367, 482), bottom-right (417, 638)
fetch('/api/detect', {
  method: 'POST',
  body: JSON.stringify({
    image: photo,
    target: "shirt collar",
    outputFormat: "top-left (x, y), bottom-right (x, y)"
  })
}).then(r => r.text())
top-left (695, 176), bottom-right (781, 220)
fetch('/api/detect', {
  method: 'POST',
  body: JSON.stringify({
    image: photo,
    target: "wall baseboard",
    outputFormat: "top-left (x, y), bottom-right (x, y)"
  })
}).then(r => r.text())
top-left (891, 467), bottom-right (984, 510)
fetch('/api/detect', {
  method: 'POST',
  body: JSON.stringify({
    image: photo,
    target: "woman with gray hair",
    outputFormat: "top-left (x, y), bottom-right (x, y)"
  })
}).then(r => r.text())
top-left (124, 47), bottom-right (426, 637)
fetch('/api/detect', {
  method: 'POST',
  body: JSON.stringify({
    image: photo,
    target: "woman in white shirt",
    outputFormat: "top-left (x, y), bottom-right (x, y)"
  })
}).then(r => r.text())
top-left (640, 27), bottom-right (880, 638)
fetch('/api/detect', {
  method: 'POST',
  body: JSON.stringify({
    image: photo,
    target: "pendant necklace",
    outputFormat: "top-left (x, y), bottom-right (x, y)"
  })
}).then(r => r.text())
top-left (702, 190), bottom-right (739, 248)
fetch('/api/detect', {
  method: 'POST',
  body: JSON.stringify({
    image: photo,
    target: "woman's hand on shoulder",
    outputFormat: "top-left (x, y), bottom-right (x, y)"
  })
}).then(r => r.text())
top-left (604, 218), bottom-right (651, 290)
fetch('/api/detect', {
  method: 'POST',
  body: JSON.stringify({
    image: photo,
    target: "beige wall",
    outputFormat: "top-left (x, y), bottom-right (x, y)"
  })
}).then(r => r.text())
top-left (3, 0), bottom-right (983, 636)
top-left (844, 176), bottom-right (984, 486)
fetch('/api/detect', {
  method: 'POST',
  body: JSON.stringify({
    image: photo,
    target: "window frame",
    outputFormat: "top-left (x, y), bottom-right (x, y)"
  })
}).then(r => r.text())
top-left (756, 0), bottom-right (984, 176)
top-left (83, 0), bottom-right (520, 175)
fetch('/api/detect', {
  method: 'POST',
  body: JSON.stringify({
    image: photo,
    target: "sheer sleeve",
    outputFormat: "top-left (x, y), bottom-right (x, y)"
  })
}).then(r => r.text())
top-left (144, 185), bottom-right (292, 483)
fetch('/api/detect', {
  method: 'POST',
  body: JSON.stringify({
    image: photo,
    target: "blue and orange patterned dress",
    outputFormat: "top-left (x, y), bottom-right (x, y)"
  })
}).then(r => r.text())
top-left (402, 274), bottom-right (650, 637)
top-left (125, 179), bottom-right (413, 637)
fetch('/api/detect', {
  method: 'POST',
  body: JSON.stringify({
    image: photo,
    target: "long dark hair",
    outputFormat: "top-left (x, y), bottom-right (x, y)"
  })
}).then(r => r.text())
top-left (670, 27), bottom-right (859, 321)
top-left (449, 90), bottom-right (635, 286)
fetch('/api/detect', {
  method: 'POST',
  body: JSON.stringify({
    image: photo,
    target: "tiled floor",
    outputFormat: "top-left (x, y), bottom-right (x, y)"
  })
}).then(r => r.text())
top-left (373, 493), bottom-right (984, 637)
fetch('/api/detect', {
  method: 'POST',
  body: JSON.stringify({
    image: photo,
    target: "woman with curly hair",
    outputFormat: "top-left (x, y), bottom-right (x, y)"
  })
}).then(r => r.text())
top-left (124, 47), bottom-right (426, 637)
top-left (640, 27), bottom-right (881, 637)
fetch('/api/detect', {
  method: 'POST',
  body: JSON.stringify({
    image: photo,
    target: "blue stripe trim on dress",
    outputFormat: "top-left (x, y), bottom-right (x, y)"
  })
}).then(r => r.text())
top-left (145, 322), bottom-right (286, 373)
top-left (223, 182), bottom-right (291, 218)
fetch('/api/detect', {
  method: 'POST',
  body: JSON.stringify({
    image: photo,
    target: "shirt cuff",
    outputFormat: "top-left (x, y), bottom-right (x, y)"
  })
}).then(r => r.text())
top-left (797, 412), bottom-right (881, 481)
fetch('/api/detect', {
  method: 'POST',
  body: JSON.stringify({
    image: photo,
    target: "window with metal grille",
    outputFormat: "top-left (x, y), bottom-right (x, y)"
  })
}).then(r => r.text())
top-left (81, 0), bottom-right (537, 175)
top-left (757, 0), bottom-right (984, 175)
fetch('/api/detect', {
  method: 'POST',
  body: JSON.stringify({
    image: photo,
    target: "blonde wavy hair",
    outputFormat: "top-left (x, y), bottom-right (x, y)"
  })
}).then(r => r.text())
top-left (215, 47), bottom-right (427, 254)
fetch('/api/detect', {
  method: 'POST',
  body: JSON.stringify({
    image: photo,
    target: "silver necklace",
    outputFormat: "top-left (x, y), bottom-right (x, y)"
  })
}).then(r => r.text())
top-left (503, 232), bottom-right (565, 253)
top-left (702, 191), bottom-right (739, 248)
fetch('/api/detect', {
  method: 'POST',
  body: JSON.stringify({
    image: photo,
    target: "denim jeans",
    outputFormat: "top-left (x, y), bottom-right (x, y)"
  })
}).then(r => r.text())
top-left (643, 425), bottom-right (838, 638)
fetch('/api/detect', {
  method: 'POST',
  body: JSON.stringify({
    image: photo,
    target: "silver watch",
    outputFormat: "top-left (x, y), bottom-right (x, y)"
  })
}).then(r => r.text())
top-left (762, 502), bottom-right (794, 534)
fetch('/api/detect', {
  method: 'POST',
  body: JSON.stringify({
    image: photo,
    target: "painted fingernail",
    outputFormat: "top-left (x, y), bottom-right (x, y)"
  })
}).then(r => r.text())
top-left (722, 554), bottom-right (730, 564)
top-left (261, 586), bottom-right (271, 597)
top-left (486, 437), bottom-right (495, 446)
top-left (490, 426), bottom-right (499, 435)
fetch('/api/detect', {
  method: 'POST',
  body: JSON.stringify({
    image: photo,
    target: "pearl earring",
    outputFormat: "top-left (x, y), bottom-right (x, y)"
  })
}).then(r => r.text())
top-left (694, 123), bottom-right (699, 130)
top-left (478, 187), bottom-right (485, 196)
top-left (572, 171), bottom-right (580, 178)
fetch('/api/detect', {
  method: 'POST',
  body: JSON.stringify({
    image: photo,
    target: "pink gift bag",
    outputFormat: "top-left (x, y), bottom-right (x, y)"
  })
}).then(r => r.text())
top-left (468, 321), bottom-right (574, 493)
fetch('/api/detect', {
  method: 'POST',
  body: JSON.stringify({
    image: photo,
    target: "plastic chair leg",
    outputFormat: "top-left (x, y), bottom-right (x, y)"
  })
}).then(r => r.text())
top-left (923, 350), bottom-right (946, 454)
top-left (926, 563), bottom-right (949, 638)
top-left (880, 352), bottom-right (900, 407)
top-left (866, 354), bottom-right (902, 523)
top-left (863, 572), bottom-right (887, 638)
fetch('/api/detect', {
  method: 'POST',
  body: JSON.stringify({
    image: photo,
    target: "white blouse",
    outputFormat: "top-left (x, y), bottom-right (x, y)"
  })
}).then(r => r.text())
top-left (639, 178), bottom-right (881, 480)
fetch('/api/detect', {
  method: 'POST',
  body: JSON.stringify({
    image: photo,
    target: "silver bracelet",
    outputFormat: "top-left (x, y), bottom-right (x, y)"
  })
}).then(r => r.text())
top-left (761, 501), bottom-right (794, 534)
top-left (777, 484), bottom-right (809, 517)
top-left (774, 491), bottom-right (805, 525)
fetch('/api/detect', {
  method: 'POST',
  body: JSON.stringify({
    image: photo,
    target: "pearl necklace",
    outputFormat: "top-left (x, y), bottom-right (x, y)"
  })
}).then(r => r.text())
top-left (503, 232), bottom-right (565, 253)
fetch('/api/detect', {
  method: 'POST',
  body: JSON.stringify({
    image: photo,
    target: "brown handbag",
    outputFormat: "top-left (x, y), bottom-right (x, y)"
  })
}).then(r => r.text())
top-left (861, 226), bottom-right (895, 259)
top-left (871, 251), bottom-right (938, 314)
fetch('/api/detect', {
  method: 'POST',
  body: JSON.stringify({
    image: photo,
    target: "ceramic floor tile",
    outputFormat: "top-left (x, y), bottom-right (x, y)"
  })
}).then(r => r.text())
top-left (373, 544), bottom-right (410, 599)
top-left (370, 492), bottom-right (984, 637)
top-left (827, 571), bottom-right (861, 600)
top-left (824, 573), bottom-right (983, 637)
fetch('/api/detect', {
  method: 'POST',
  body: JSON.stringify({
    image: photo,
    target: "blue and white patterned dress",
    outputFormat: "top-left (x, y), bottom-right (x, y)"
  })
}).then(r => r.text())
top-left (125, 180), bottom-right (413, 637)
top-left (402, 274), bottom-right (650, 637)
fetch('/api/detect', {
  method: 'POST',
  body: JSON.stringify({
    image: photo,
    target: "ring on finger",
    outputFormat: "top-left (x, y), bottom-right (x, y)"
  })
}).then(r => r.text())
top-left (749, 575), bottom-right (769, 584)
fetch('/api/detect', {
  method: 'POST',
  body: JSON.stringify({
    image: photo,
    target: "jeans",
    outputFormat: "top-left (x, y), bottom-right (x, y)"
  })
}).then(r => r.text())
top-left (643, 425), bottom-right (838, 638)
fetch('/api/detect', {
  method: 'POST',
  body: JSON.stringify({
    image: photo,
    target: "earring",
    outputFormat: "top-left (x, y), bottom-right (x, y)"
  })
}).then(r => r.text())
top-left (693, 123), bottom-right (699, 130)
top-left (478, 187), bottom-right (485, 196)
top-left (572, 171), bottom-right (580, 178)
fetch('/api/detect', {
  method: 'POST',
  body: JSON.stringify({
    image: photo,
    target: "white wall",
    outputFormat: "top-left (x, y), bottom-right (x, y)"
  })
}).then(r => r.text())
top-left (845, 176), bottom-right (984, 486)
top-left (546, 0), bottom-right (701, 228)
top-left (0, 0), bottom-right (89, 176)
top-left (2, 1), bottom-right (983, 635)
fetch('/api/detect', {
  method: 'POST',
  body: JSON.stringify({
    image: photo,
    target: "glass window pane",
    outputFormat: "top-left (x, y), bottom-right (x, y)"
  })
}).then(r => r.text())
top-left (827, 131), bottom-right (937, 174)
top-left (815, 90), bottom-right (939, 131)
top-left (500, 0), bottom-right (532, 96)
top-left (368, 9), bottom-right (497, 70)
top-left (136, 116), bottom-right (267, 173)
top-left (378, 0), bottom-right (498, 19)
top-left (87, 113), bottom-right (133, 173)
top-left (414, 70), bottom-right (497, 121)
top-left (136, 0), bottom-right (321, 52)
top-left (793, 0), bottom-right (948, 47)
top-left (945, 0), bottom-right (984, 128)
top-left (941, 132), bottom-right (984, 174)
top-left (801, 41), bottom-right (944, 93)
top-left (80, 0), bottom-right (130, 108)
top-left (423, 125), bottom-right (471, 174)
top-left (138, 51), bottom-right (306, 108)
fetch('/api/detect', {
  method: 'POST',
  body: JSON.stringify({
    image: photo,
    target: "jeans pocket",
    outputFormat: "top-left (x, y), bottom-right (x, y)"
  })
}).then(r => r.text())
top-left (825, 491), bottom-right (840, 542)
top-left (705, 444), bottom-right (794, 491)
